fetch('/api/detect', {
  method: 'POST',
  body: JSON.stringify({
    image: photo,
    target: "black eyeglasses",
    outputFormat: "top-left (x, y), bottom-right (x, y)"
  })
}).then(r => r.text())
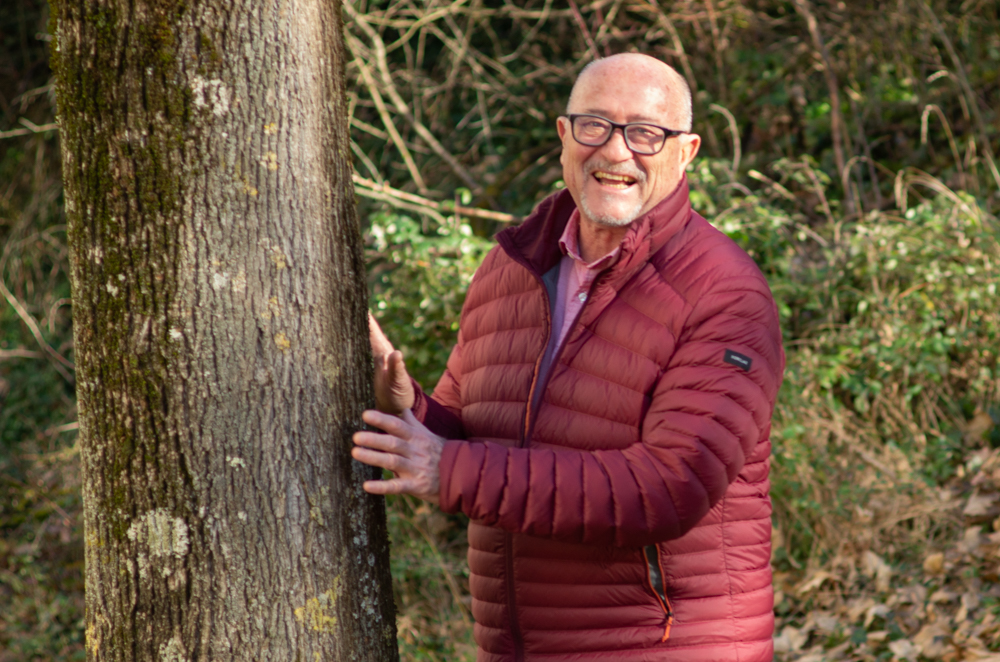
top-left (566, 114), bottom-right (686, 155)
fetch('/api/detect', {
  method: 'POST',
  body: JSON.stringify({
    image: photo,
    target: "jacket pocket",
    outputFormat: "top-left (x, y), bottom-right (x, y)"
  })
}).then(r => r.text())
top-left (643, 544), bottom-right (674, 642)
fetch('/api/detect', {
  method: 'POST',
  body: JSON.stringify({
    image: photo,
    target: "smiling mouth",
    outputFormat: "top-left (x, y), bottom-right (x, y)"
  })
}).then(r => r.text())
top-left (593, 171), bottom-right (638, 189)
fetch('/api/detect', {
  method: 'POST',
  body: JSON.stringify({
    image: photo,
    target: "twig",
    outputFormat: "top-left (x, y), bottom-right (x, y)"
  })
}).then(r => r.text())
top-left (893, 167), bottom-right (984, 224)
top-left (567, 0), bottom-right (600, 62)
top-left (356, 186), bottom-right (448, 225)
top-left (499, 0), bottom-right (553, 63)
top-left (0, 348), bottom-right (44, 360)
top-left (847, 94), bottom-right (883, 210)
top-left (0, 277), bottom-right (74, 381)
top-left (351, 116), bottom-right (390, 141)
top-left (747, 169), bottom-right (796, 201)
top-left (640, 2), bottom-right (698, 96)
top-left (350, 52), bottom-right (429, 194)
top-left (352, 174), bottom-right (518, 223)
top-left (918, 0), bottom-right (1000, 192)
top-left (840, 155), bottom-right (873, 213)
top-left (383, 0), bottom-right (471, 53)
top-left (42, 421), bottom-right (80, 437)
top-left (791, 0), bottom-right (847, 189)
top-left (0, 119), bottom-right (59, 140)
top-left (347, 4), bottom-right (483, 193)
top-left (801, 158), bottom-right (835, 225)
top-left (920, 104), bottom-right (963, 177)
top-left (350, 140), bottom-right (384, 185)
top-left (593, 0), bottom-right (625, 54)
top-left (704, 0), bottom-right (728, 104)
top-left (709, 103), bottom-right (740, 176)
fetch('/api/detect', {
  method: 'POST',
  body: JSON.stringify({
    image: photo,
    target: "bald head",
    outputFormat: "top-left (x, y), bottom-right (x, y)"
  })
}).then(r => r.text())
top-left (566, 54), bottom-right (693, 132)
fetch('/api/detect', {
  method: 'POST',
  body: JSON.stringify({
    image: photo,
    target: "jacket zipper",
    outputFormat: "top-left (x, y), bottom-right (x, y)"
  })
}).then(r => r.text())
top-left (521, 276), bottom-right (600, 445)
top-left (643, 544), bottom-right (674, 642)
top-left (507, 275), bottom-right (603, 660)
top-left (506, 275), bottom-right (557, 662)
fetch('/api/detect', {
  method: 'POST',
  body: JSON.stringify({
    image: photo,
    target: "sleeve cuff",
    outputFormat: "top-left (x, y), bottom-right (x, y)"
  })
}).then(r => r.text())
top-left (412, 377), bottom-right (466, 440)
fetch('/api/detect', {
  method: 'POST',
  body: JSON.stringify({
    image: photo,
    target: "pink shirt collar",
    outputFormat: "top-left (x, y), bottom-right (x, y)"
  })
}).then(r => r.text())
top-left (558, 209), bottom-right (622, 269)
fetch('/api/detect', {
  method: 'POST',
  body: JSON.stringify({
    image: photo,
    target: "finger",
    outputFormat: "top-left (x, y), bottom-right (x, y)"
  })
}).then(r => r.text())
top-left (361, 476), bottom-right (414, 496)
top-left (368, 312), bottom-right (395, 357)
top-left (351, 446), bottom-right (408, 472)
top-left (352, 429), bottom-right (410, 456)
top-left (361, 409), bottom-right (413, 437)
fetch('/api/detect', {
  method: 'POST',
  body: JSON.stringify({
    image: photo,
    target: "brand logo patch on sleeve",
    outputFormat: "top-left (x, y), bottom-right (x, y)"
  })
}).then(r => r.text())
top-left (724, 349), bottom-right (752, 372)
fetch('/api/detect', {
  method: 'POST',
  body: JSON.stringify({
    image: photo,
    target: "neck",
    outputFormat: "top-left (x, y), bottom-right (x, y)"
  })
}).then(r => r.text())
top-left (577, 216), bottom-right (630, 263)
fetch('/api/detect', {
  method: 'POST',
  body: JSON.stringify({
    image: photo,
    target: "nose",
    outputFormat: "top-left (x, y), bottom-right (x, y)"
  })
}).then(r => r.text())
top-left (598, 126), bottom-right (633, 161)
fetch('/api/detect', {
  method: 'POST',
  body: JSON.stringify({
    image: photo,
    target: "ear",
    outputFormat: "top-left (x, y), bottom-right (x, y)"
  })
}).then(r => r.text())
top-left (557, 116), bottom-right (569, 140)
top-left (678, 133), bottom-right (701, 169)
top-left (557, 117), bottom-right (571, 166)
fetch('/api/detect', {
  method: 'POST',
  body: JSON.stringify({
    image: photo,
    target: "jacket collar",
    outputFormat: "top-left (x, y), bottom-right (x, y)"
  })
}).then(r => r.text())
top-left (496, 175), bottom-right (694, 284)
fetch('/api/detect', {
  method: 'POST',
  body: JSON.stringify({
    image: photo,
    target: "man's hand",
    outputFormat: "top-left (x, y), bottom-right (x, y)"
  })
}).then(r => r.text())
top-left (369, 312), bottom-right (415, 415)
top-left (352, 409), bottom-right (443, 504)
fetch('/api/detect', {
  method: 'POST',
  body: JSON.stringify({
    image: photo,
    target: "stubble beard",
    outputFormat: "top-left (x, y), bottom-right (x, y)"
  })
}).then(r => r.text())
top-left (578, 159), bottom-right (647, 228)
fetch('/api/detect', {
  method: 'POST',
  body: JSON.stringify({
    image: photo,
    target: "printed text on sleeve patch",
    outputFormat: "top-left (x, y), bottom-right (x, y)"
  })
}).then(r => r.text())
top-left (723, 349), bottom-right (752, 372)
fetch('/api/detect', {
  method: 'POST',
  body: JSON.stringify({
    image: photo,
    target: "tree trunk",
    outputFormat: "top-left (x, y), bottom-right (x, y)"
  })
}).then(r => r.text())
top-left (50, 0), bottom-right (398, 658)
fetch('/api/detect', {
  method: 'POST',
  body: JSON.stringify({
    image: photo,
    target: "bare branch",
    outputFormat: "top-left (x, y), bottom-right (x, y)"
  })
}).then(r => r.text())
top-left (0, 119), bottom-right (59, 140)
top-left (347, 4), bottom-right (483, 193)
top-left (350, 48), bottom-right (429, 193)
top-left (353, 174), bottom-right (518, 223)
top-left (0, 276), bottom-right (74, 381)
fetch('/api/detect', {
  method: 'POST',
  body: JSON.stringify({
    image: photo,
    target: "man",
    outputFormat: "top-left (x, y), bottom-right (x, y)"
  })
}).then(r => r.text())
top-left (353, 53), bottom-right (785, 661)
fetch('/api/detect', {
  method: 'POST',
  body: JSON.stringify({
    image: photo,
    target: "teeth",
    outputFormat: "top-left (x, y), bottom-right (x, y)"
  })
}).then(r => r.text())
top-left (594, 172), bottom-right (636, 185)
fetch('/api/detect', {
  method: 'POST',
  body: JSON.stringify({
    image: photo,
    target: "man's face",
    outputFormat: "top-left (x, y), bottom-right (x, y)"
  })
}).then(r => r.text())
top-left (557, 63), bottom-right (700, 228)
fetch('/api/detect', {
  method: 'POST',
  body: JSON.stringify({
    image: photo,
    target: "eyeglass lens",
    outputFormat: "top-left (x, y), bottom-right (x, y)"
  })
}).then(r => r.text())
top-left (572, 116), bottom-right (666, 154)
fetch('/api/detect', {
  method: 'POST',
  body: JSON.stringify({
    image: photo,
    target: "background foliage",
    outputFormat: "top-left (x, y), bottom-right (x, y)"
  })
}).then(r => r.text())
top-left (2, 0), bottom-right (999, 660)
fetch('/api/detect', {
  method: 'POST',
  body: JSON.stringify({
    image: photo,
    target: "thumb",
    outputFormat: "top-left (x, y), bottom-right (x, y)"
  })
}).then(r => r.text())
top-left (387, 351), bottom-right (411, 386)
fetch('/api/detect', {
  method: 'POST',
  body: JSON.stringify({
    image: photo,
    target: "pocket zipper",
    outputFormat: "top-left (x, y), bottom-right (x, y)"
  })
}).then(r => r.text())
top-left (643, 544), bottom-right (674, 642)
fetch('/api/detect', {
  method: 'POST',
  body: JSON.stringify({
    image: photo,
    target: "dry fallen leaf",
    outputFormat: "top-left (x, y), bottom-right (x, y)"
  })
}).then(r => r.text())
top-left (796, 570), bottom-right (837, 595)
top-left (965, 410), bottom-right (996, 445)
top-left (847, 596), bottom-right (876, 622)
top-left (930, 589), bottom-right (959, 603)
top-left (964, 492), bottom-right (997, 517)
top-left (863, 550), bottom-right (893, 591)
top-left (814, 612), bottom-right (840, 634)
top-left (890, 638), bottom-right (919, 662)
top-left (773, 625), bottom-right (810, 653)
top-left (962, 591), bottom-right (981, 612)
top-left (961, 648), bottom-right (1000, 661)
top-left (924, 552), bottom-right (946, 574)
top-left (914, 622), bottom-right (953, 659)
top-left (865, 604), bottom-right (891, 629)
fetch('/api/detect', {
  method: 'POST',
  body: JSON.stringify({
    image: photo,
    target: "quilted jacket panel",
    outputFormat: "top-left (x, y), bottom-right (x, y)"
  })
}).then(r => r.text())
top-left (414, 178), bottom-right (784, 661)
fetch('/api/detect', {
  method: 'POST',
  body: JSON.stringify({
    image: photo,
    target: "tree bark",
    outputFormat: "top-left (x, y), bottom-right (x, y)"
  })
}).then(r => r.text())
top-left (50, 0), bottom-right (398, 658)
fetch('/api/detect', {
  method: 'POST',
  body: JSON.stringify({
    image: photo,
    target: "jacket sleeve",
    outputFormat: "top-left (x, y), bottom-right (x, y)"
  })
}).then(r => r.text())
top-left (412, 333), bottom-right (466, 440)
top-left (437, 275), bottom-right (784, 548)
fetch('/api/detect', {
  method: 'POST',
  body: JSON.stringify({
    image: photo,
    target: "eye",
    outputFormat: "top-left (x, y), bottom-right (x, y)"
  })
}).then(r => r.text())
top-left (631, 126), bottom-right (660, 139)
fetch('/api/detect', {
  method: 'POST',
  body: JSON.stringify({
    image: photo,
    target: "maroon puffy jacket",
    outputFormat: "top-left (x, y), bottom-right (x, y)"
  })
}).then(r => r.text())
top-left (412, 178), bottom-right (785, 661)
